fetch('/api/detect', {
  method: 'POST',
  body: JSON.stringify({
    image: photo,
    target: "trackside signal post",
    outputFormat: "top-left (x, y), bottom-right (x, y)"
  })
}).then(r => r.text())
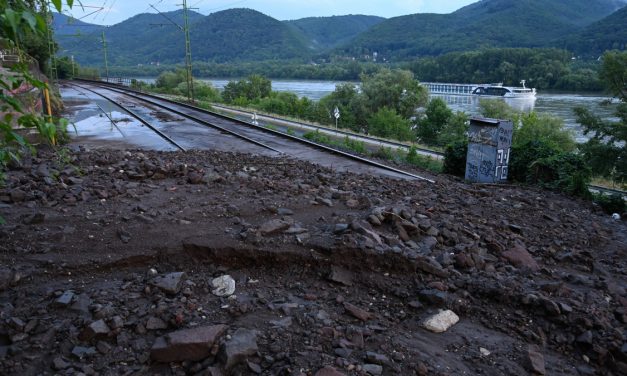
top-left (465, 117), bottom-right (513, 183)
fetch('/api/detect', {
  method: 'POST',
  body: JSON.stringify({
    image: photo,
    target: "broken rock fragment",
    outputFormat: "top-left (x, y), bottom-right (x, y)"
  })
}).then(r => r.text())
top-left (502, 244), bottom-right (539, 271)
top-left (422, 310), bottom-right (459, 333)
top-left (152, 272), bottom-right (186, 294)
top-left (151, 324), bottom-right (228, 363)
top-left (211, 275), bottom-right (236, 297)
top-left (220, 328), bottom-right (258, 369)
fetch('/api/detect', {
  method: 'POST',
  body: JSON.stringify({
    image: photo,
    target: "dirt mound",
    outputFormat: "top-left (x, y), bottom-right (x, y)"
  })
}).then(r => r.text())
top-left (0, 147), bottom-right (625, 375)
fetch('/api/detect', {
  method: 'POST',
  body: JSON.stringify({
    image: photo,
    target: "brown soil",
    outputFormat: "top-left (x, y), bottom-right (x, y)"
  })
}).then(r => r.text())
top-left (0, 146), bottom-right (625, 376)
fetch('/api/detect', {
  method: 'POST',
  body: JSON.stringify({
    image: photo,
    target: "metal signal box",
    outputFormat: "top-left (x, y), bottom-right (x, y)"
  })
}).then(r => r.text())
top-left (465, 117), bottom-right (513, 183)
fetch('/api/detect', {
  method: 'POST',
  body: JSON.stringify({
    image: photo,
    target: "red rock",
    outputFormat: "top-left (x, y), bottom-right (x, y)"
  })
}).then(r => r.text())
top-left (151, 324), bottom-right (228, 363)
top-left (315, 366), bottom-right (346, 376)
top-left (527, 345), bottom-right (546, 375)
top-left (502, 244), bottom-right (539, 271)
top-left (344, 302), bottom-right (373, 321)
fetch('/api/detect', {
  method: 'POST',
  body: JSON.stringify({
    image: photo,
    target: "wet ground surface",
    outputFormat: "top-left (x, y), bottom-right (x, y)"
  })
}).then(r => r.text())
top-left (0, 146), bottom-right (625, 376)
top-left (61, 83), bottom-right (419, 181)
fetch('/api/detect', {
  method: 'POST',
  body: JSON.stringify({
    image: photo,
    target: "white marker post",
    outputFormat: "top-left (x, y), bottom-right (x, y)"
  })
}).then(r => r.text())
top-left (333, 106), bottom-right (340, 131)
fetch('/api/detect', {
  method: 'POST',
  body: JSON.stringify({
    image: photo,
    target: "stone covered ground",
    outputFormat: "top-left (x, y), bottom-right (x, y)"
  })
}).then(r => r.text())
top-left (0, 147), bottom-right (625, 375)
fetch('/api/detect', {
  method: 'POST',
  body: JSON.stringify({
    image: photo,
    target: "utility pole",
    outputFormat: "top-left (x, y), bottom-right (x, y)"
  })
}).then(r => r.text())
top-left (182, 0), bottom-right (194, 103)
top-left (71, 55), bottom-right (75, 78)
top-left (101, 31), bottom-right (109, 82)
top-left (151, 1), bottom-right (196, 102)
top-left (45, 4), bottom-right (58, 83)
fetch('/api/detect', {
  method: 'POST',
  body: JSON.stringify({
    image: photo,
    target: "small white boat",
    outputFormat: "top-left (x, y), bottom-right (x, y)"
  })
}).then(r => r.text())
top-left (472, 80), bottom-right (536, 98)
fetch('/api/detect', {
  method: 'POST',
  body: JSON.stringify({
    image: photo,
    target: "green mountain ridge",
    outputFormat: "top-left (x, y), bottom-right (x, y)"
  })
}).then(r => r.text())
top-left (53, 0), bottom-right (627, 67)
top-left (54, 9), bottom-right (384, 65)
top-left (561, 5), bottom-right (627, 57)
top-left (335, 0), bottom-right (626, 60)
top-left (285, 15), bottom-right (385, 50)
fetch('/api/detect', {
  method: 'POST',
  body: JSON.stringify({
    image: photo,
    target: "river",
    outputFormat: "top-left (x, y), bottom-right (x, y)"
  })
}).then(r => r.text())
top-left (134, 77), bottom-right (619, 142)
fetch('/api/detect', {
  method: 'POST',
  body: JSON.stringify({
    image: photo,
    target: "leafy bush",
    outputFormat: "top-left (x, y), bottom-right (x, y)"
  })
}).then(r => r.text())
top-left (368, 107), bottom-right (414, 142)
top-left (514, 112), bottom-right (575, 152)
top-left (592, 193), bottom-right (626, 214)
top-left (509, 140), bottom-right (559, 182)
top-left (528, 153), bottom-right (591, 197)
top-left (437, 111), bottom-right (469, 146)
top-left (443, 141), bottom-right (468, 177)
top-left (343, 137), bottom-right (367, 154)
top-left (416, 97), bottom-right (451, 145)
top-left (371, 146), bottom-right (395, 160)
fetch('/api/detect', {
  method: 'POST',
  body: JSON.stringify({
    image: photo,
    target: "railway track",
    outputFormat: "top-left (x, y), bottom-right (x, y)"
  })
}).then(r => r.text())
top-left (210, 104), bottom-right (445, 159)
top-left (68, 80), bottom-right (436, 183)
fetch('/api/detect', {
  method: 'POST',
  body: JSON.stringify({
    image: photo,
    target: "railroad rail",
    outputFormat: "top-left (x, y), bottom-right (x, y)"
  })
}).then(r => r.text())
top-left (80, 76), bottom-right (444, 159)
top-left (72, 83), bottom-right (283, 154)
top-left (70, 79), bottom-right (436, 183)
top-left (209, 104), bottom-right (445, 159)
top-left (71, 84), bottom-right (186, 152)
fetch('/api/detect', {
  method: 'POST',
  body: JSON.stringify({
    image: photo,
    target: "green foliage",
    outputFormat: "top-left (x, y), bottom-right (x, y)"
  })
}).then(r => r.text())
top-left (438, 111), bottom-right (469, 146)
top-left (223, 75), bottom-right (271, 103)
top-left (405, 146), bottom-right (442, 173)
top-left (443, 141), bottom-right (468, 177)
top-left (574, 51), bottom-right (627, 183)
top-left (528, 153), bottom-right (592, 197)
top-left (343, 136), bottom-right (367, 154)
top-left (56, 56), bottom-right (76, 79)
top-left (286, 15), bottom-right (384, 50)
top-left (338, 0), bottom-right (620, 61)
top-left (479, 99), bottom-right (519, 120)
top-left (302, 130), bottom-right (367, 155)
top-left (592, 193), bottom-right (626, 214)
top-left (360, 69), bottom-right (428, 121)
top-left (1, 0), bottom-right (75, 189)
top-left (406, 48), bottom-right (603, 92)
top-left (598, 50), bottom-right (627, 100)
top-left (367, 107), bottom-right (413, 142)
top-left (371, 146), bottom-right (394, 161)
top-left (155, 69), bottom-right (186, 90)
top-left (562, 6), bottom-right (627, 58)
top-left (509, 140), bottom-right (560, 182)
top-left (416, 98), bottom-right (452, 145)
top-left (513, 112), bottom-right (576, 152)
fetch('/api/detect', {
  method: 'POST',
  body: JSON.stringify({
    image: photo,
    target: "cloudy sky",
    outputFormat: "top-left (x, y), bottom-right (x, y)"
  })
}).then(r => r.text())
top-left (67, 0), bottom-right (478, 25)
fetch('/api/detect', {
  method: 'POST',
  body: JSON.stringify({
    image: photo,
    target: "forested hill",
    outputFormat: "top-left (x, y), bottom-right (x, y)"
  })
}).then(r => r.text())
top-left (285, 15), bottom-right (385, 50)
top-left (54, 0), bottom-right (627, 67)
top-left (561, 5), bottom-right (627, 57)
top-left (52, 13), bottom-right (104, 36)
top-left (335, 0), bottom-right (626, 60)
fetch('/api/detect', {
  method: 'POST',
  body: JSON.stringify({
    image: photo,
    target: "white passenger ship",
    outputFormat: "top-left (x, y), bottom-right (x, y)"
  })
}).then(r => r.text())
top-left (424, 80), bottom-right (536, 98)
top-left (472, 80), bottom-right (536, 98)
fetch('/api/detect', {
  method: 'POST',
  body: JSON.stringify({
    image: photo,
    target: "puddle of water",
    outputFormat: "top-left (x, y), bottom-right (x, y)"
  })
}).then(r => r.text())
top-left (62, 86), bottom-right (178, 151)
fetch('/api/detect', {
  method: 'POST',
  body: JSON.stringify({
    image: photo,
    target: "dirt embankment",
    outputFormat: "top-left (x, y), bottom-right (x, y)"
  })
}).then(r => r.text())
top-left (0, 147), bottom-right (625, 375)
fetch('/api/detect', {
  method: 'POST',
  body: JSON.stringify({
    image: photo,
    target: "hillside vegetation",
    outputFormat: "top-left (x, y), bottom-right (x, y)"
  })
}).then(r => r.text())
top-left (561, 5), bottom-right (627, 57)
top-left (285, 15), bottom-right (384, 50)
top-left (53, 0), bottom-right (627, 67)
top-left (336, 0), bottom-right (626, 60)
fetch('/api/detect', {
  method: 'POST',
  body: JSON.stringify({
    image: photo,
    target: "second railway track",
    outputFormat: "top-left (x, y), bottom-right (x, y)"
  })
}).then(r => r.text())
top-left (67, 81), bottom-right (436, 183)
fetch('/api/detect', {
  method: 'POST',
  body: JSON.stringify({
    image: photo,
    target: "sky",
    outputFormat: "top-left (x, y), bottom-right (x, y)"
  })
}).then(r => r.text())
top-left (66, 0), bottom-right (478, 25)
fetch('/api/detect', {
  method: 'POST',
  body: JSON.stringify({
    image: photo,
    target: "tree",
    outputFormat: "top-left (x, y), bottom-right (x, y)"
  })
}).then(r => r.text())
top-left (368, 107), bottom-right (413, 142)
top-left (574, 51), bottom-right (627, 183)
top-left (360, 68), bottom-right (428, 120)
top-left (514, 112), bottom-right (576, 152)
top-left (416, 97), bottom-right (452, 145)
top-left (438, 111), bottom-right (469, 146)
top-left (598, 51), bottom-right (627, 100)
top-left (222, 74), bottom-right (271, 103)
